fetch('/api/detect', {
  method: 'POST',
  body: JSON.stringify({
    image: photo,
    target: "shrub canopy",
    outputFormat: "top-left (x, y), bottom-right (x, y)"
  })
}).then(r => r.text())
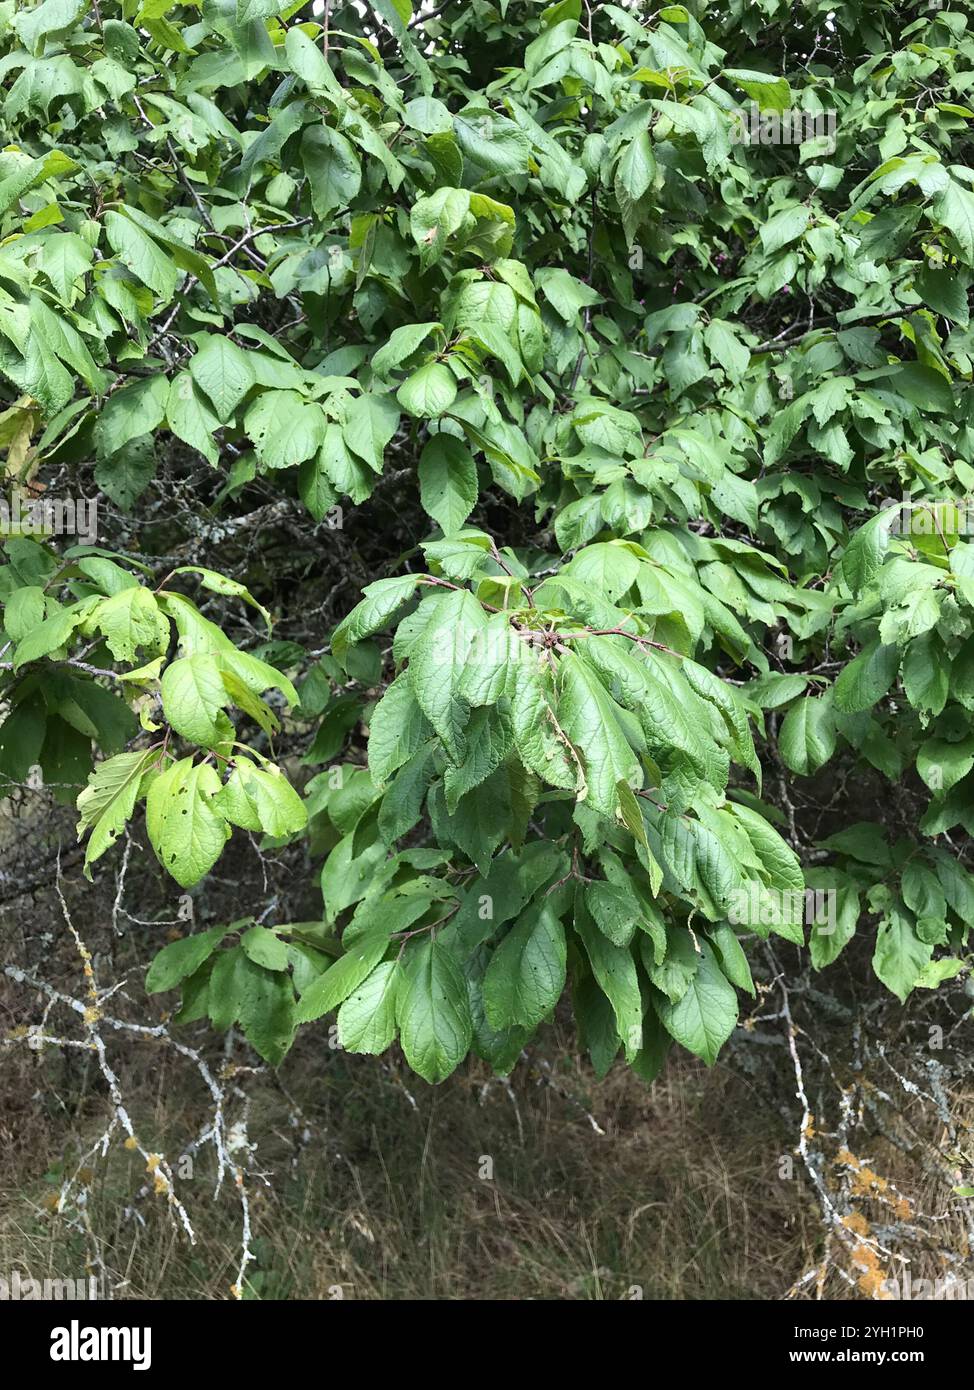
top-left (2, 0), bottom-right (974, 1081)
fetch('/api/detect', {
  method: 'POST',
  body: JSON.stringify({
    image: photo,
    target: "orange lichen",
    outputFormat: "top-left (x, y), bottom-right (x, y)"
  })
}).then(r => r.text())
top-left (857, 1264), bottom-right (890, 1299)
top-left (842, 1210), bottom-right (870, 1236)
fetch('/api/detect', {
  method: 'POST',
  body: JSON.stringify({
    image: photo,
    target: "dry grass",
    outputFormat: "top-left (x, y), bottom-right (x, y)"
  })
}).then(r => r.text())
top-left (0, 1022), bottom-right (821, 1301)
top-left (2, 862), bottom-right (970, 1302)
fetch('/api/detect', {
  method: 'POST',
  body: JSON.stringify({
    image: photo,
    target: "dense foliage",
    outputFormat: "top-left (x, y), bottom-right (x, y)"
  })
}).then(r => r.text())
top-left (2, 0), bottom-right (974, 1084)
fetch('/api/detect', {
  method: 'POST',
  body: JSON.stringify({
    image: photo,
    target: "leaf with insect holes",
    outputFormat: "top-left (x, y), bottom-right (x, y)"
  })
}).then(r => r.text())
top-left (145, 757), bottom-right (231, 888)
top-left (213, 760), bottom-right (308, 837)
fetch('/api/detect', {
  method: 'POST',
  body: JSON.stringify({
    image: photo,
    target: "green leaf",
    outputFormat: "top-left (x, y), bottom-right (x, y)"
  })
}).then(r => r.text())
top-left (708, 923), bottom-right (755, 997)
top-left (841, 511), bottom-right (891, 596)
top-left (372, 322), bottom-right (443, 378)
top-left (94, 377), bottom-right (169, 459)
top-left (576, 904), bottom-right (643, 1059)
top-left (117, 206), bottom-right (219, 306)
top-left (104, 209), bottom-right (177, 299)
top-left (558, 650), bottom-right (641, 816)
top-left (833, 640), bottom-right (899, 713)
top-left (12, 604), bottom-right (85, 670)
top-left (565, 542), bottom-right (640, 602)
top-left (397, 938), bottom-right (473, 1083)
top-left (367, 670), bottom-right (433, 783)
top-left (458, 612), bottom-right (519, 707)
top-left (145, 757), bottom-right (231, 888)
top-left (573, 972), bottom-right (620, 1078)
top-left (245, 389), bottom-right (326, 469)
top-left (241, 923), bottom-right (290, 971)
top-left (295, 926), bottom-right (392, 1022)
top-left (146, 924), bottom-right (228, 993)
top-left (917, 737), bottom-right (974, 793)
top-left (301, 124), bottom-right (361, 218)
top-left (614, 129), bottom-right (656, 240)
top-left (337, 960), bottom-right (400, 1053)
top-left (916, 958), bottom-right (966, 990)
top-left (585, 880), bottom-right (641, 949)
top-left (342, 391), bottom-right (399, 473)
top-left (2, 586), bottom-right (46, 643)
top-left (40, 231), bottom-right (93, 303)
top-left (820, 821), bottom-right (891, 867)
top-left (779, 696), bottom-right (836, 775)
top-left (189, 334), bottom-right (256, 423)
top-left (214, 760), bottom-right (308, 836)
top-left (332, 574), bottom-right (420, 663)
top-left (208, 945), bottom-right (249, 1032)
top-left (872, 907), bottom-right (933, 1004)
top-left (94, 586), bottom-right (170, 664)
top-left (510, 646), bottom-right (578, 792)
top-left (654, 940), bottom-right (738, 1066)
top-left (483, 901), bottom-right (566, 1031)
top-left (723, 68), bottom-right (791, 111)
top-left (443, 706), bottom-right (510, 812)
top-left (161, 653), bottom-right (230, 746)
top-left (167, 374), bottom-right (220, 465)
top-left (411, 186), bottom-right (470, 269)
top-left (407, 588), bottom-right (486, 763)
top-left (16, 0), bottom-right (86, 55)
top-left (881, 363), bottom-right (954, 414)
top-left (240, 963), bottom-right (296, 1066)
top-left (284, 24), bottom-right (345, 99)
top-left (759, 204), bottom-right (809, 256)
top-left (418, 433), bottom-right (478, 534)
top-left (172, 566), bottom-right (271, 633)
top-left (396, 361), bottom-right (458, 418)
top-left (807, 872), bottom-right (860, 969)
top-left (537, 268), bottom-right (602, 324)
top-left (933, 177), bottom-right (974, 263)
top-left (454, 110), bottom-right (530, 176)
top-left (703, 318), bottom-right (750, 382)
top-left (643, 925), bottom-right (698, 1004)
top-left (76, 748), bottom-right (158, 875)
